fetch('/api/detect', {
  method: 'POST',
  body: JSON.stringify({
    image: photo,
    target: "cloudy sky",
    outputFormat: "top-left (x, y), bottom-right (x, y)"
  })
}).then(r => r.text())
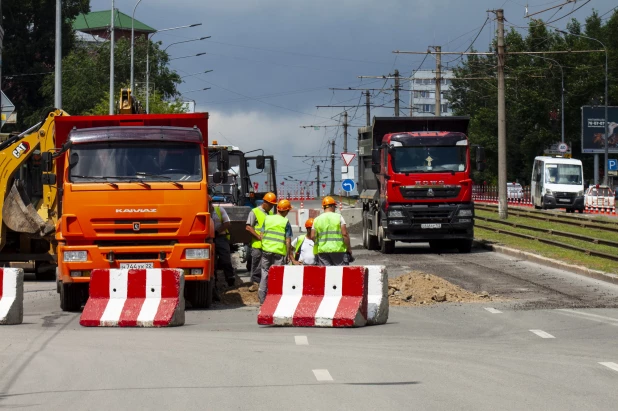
top-left (89, 0), bottom-right (615, 190)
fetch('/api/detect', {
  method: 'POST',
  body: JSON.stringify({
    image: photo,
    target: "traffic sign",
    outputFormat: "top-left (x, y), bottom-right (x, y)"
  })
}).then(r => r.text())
top-left (341, 166), bottom-right (354, 180)
top-left (341, 153), bottom-right (356, 166)
top-left (341, 179), bottom-right (355, 192)
top-left (1, 91), bottom-right (16, 129)
top-left (558, 142), bottom-right (569, 153)
top-left (609, 159), bottom-right (618, 171)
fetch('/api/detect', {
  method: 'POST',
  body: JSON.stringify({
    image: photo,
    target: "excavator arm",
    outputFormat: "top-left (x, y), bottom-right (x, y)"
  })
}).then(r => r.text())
top-left (0, 109), bottom-right (68, 252)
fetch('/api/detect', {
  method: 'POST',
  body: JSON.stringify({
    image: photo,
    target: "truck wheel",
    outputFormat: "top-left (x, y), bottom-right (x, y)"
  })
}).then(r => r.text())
top-left (378, 227), bottom-right (395, 254)
top-left (457, 240), bottom-right (473, 253)
top-left (186, 281), bottom-right (212, 309)
top-left (60, 282), bottom-right (83, 312)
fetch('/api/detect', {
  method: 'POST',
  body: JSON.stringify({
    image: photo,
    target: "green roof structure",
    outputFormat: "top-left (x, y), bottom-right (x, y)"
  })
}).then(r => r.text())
top-left (73, 10), bottom-right (156, 33)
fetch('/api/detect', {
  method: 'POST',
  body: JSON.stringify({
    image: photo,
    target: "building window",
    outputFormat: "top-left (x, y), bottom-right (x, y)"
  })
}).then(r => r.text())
top-left (424, 104), bottom-right (432, 113)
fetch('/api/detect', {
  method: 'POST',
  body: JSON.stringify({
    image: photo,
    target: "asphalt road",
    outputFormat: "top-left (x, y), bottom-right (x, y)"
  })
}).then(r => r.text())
top-left (2, 239), bottom-right (618, 410)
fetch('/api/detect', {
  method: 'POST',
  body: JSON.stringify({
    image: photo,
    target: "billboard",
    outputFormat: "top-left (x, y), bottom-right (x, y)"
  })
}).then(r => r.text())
top-left (581, 106), bottom-right (618, 154)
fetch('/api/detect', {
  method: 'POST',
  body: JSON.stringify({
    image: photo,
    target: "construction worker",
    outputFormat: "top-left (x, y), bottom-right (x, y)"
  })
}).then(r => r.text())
top-left (245, 192), bottom-right (277, 285)
top-left (209, 197), bottom-right (235, 291)
top-left (290, 218), bottom-right (315, 266)
top-left (309, 196), bottom-right (352, 266)
top-left (258, 199), bottom-right (293, 303)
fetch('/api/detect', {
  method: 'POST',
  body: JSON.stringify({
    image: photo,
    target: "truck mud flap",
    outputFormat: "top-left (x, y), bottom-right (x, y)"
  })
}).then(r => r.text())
top-left (2, 182), bottom-right (55, 237)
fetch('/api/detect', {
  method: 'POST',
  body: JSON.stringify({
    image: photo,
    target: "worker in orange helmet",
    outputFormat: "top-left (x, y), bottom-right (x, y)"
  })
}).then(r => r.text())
top-left (258, 199), bottom-right (293, 303)
top-left (309, 196), bottom-right (352, 266)
top-left (290, 218), bottom-right (315, 266)
top-left (246, 192), bottom-right (277, 286)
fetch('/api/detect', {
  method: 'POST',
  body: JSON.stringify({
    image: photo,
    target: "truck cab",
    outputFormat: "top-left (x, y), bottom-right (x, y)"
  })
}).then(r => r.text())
top-left (54, 114), bottom-right (214, 311)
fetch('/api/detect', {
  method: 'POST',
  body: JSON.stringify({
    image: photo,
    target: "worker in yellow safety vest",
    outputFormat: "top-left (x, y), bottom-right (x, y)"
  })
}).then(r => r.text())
top-left (209, 196), bottom-right (235, 301)
top-left (258, 199), bottom-right (293, 303)
top-left (309, 196), bottom-right (352, 266)
top-left (290, 218), bottom-right (315, 266)
top-left (245, 192), bottom-right (277, 285)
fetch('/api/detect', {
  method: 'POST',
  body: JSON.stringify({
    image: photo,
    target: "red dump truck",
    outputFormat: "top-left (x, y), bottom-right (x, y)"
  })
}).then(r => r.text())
top-left (358, 116), bottom-right (485, 254)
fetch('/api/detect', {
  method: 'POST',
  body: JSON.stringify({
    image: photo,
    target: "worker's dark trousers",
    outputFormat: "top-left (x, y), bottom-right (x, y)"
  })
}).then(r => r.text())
top-left (214, 235), bottom-right (235, 282)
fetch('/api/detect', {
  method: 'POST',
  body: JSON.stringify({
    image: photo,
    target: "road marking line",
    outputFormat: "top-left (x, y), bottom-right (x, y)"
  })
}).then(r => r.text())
top-left (557, 309), bottom-right (618, 325)
top-left (529, 329), bottom-right (555, 339)
top-left (599, 362), bottom-right (618, 372)
top-left (313, 369), bottom-right (333, 382)
top-left (295, 336), bottom-right (309, 345)
top-left (484, 307), bottom-right (502, 314)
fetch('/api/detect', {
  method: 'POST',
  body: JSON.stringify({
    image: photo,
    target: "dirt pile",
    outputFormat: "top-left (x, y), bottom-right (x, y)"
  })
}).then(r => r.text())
top-left (220, 281), bottom-right (260, 306)
top-left (388, 271), bottom-right (493, 306)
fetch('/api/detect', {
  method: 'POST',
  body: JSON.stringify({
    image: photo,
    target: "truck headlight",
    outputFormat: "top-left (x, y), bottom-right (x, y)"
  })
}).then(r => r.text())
top-left (185, 248), bottom-right (210, 260)
top-left (545, 189), bottom-right (553, 195)
top-left (457, 209), bottom-right (473, 217)
top-left (390, 220), bottom-right (405, 225)
top-left (388, 210), bottom-right (404, 218)
top-left (64, 251), bottom-right (87, 262)
top-left (577, 190), bottom-right (584, 196)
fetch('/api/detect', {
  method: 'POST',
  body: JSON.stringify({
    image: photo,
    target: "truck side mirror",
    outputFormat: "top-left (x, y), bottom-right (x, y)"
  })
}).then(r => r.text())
top-left (217, 150), bottom-right (229, 171)
top-left (371, 149), bottom-right (381, 174)
top-left (256, 155), bottom-right (265, 170)
top-left (42, 152), bottom-right (54, 172)
top-left (213, 171), bottom-right (228, 184)
top-left (69, 152), bottom-right (79, 168)
top-left (476, 146), bottom-right (486, 172)
top-left (42, 173), bottom-right (57, 185)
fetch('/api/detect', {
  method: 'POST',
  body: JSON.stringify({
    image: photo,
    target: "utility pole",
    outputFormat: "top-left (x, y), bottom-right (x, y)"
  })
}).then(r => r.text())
top-left (330, 140), bottom-right (335, 195)
top-left (431, 45), bottom-right (442, 116)
top-left (394, 69), bottom-right (400, 117)
top-left (494, 8), bottom-right (508, 219)
top-left (55, 0), bottom-right (62, 109)
top-left (343, 111), bottom-right (348, 153)
top-left (365, 92), bottom-right (371, 126)
top-left (109, 2), bottom-right (115, 115)
top-left (317, 165), bottom-right (321, 198)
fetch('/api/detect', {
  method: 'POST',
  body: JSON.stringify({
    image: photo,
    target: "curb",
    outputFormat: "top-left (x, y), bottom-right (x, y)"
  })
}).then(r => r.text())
top-left (474, 240), bottom-right (618, 286)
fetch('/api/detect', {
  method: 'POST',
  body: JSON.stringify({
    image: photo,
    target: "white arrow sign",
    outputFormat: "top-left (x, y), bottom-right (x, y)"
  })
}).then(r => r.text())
top-left (341, 152), bottom-right (356, 166)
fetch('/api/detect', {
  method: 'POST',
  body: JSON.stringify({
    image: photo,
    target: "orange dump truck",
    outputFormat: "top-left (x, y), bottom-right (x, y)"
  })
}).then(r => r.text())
top-left (52, 113), bottom-right (217, 311)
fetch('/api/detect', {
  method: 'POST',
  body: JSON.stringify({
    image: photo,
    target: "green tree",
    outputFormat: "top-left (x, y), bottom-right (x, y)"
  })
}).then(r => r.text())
top-left (448, 10), bottom-right (618, 184)
top-left (40, 37), bottom-right (182, 116)
top-left (2, 0), bottom-right (90, 128)
top-left (88, 90), bottom-right (187, 115)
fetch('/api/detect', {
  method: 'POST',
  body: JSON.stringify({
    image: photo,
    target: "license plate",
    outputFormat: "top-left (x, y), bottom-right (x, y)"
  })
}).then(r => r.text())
top-left (558, 199), bottom-right (570, 202)
top-left (421, 223), bottom-right (442, 229)
top-left (119, 263), bottom-right (154, 269)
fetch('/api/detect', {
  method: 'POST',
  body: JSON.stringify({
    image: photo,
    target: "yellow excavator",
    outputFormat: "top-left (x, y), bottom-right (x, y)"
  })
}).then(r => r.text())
top-left (0, 109), bottom-right (67, 279)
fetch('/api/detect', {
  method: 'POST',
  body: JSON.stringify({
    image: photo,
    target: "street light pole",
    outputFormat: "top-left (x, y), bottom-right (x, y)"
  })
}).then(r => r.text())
top-left (55, 0), bottom-right (62, 108)
top-left (558, 29), bottom-right (609, 184)
top-left (145, 23), bottom-right (202, 113)
top-left (130, 0), bottom-right (144, 94)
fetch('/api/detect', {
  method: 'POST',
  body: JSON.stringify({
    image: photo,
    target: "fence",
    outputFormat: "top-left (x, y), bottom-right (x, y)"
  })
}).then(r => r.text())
top-left (472, 185), bottom-right (533, 207)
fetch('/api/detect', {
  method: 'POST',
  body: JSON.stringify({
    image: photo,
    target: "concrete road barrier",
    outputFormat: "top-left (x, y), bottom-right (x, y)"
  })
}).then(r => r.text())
top-left (258, 265), bottom-right (368, 327)
top-left (80, 269), bottom-right (185, 327)
top-left (0, 268), bottom-right (24, 325)
top-left (365, 265), bottom-right (389, 325)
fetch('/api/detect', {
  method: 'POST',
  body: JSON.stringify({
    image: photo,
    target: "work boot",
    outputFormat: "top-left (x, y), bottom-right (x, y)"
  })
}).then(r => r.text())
top-left (226, 277), bottom-right (236, 287)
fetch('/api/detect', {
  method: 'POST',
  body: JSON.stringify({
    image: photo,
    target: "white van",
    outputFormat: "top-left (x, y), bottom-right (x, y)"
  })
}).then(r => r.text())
top-left (531, 157), bottom-right (584, 213)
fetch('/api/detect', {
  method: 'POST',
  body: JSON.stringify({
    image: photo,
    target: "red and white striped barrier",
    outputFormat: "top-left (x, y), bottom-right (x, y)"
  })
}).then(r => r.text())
top-left (0, 268), bottom-right (24, 325)
top-left (258, 266), bottom-right (368, 327)
top-left (366, 266), bottom-right (389, 325)
top-left (80, 269), bottom-right (185, 327)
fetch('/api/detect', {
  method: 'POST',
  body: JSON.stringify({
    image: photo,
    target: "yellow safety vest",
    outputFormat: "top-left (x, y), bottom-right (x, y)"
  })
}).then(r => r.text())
top-left (261, 214), bottom-right (288, 256)
top-left (250, 206), bottom-right (268, 249)
top-left (214, 206), bottom-right (230, 241)
top-left (313, 212), bottom-right (346, 254)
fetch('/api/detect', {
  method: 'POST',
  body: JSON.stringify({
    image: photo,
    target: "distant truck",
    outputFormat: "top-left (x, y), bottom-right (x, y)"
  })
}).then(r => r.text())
top-left (530, 156), bottom-right (584, 213)
top-left (53, 113), bottom-right (217, 310)
top-left (208, 141), bottom-right (277, 244)
top-left (358, 116), bottom-right (485, 254)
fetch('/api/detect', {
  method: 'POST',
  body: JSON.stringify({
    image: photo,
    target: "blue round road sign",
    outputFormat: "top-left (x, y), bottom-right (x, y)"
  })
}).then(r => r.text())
top-left (341, 179), bottom-right (355, 192)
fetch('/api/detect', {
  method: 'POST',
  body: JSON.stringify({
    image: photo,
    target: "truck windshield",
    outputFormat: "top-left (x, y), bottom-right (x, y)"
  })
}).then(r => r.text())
top-left (391, 146), bottom-right (467, 173)
top-left (544, 164), bottom-right (582, 185)
top-left (69, 142), bottom-right (202, 182)
top-left (208, 152), bottom-right (243, 197)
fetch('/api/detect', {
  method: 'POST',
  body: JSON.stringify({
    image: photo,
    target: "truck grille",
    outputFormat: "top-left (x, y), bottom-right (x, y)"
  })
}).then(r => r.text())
top-left (112, 253), bottom-right (160, 261)
top-left (91, 218), bottom-right (182, 236)
top-left (399, 186), bottom-right (461, 199)
top-left (408, 208), bottom-right (454, 225)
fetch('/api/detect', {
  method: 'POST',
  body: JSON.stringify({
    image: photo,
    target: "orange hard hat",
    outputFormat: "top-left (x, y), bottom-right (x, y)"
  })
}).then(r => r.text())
top-left (263, 192), bottom-right (277, 205)
top-left (277, 199), bottom-right (292, 211)
top-left (304, 218), bottom-right (314, 228)
top-left (322, 196), bottom-right (337, 207)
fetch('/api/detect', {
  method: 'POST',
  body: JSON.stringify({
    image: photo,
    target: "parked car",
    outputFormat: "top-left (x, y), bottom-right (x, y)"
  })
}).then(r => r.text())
top-left (507, 182), bottom-right (524, 200)
top-left (584, 185), bottom-right (616, 209)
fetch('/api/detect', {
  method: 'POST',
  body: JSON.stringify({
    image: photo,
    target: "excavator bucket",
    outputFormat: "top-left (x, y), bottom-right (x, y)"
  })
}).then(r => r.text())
top-left (2, 182), bottom-right (55, 237)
